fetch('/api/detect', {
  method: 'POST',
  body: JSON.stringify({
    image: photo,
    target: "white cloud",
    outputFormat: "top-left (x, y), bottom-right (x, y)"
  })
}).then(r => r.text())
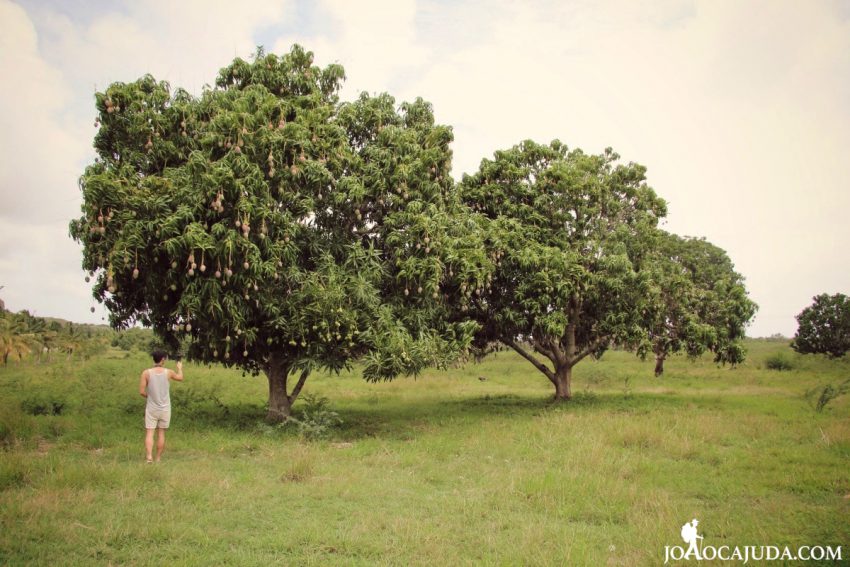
top-left (0, 0), bottom-right (84, 223)
top-left (0, 220), bottom-right (99, 321)
top-left (394, 0), bottom-right (850, 336)
top-left (273, 0), bottom-right (428, 98)
top-left (38, 0), bottom-right (292, 95)
top-left (0, 0), bottom-right (293, 324)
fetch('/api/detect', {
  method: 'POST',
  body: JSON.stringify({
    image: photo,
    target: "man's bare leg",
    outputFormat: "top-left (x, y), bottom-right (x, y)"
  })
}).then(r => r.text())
top-left (156, 428), bottom-right (166, 462)
top-left (145, 428), bottom-right (155, 462)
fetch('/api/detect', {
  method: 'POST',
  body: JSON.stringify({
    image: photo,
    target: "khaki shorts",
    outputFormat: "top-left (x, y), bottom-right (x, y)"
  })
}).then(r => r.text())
top-left (145, 408), bottom-right (171, 429)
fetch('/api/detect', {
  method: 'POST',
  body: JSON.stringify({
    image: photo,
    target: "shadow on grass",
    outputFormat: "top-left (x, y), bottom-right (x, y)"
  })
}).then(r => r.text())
top-left (322, 391), bottom-right (696, 440)
top-left (120, 387), bottom-right (721, 443)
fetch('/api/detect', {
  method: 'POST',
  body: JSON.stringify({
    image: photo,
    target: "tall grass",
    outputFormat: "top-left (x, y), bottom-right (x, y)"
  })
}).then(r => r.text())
top-left (0, 341), bottom-right (847, 565)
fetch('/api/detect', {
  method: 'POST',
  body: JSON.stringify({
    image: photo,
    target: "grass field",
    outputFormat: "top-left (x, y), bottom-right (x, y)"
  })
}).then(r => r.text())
top-left (1, 340), bottom-right (848, 565)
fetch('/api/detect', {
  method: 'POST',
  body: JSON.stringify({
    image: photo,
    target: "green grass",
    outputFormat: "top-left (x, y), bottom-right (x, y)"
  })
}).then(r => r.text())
top-left (0, 341), bottom-right (848, 565)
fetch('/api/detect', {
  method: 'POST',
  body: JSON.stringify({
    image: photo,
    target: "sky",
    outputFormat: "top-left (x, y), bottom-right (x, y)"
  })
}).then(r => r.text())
top-left (1, 0), bottom-right (848, 337)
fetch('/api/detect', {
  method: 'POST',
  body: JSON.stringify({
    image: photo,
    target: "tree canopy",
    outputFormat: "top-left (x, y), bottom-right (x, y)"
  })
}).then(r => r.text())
top-left (70, 45), bottom-right (490, 420)
top-left (69, 45), bottom-right (763, 411)
top-left (458, 140), bottom-right (667, 399)
top-left (644, 232), bottom-right (757, 376)
top-left (792, 293), bottom-right (850, 358)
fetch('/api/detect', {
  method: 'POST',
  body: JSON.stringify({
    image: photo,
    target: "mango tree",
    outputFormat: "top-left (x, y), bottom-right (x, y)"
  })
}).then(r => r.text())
top-left (792, 293), bottom-right (850, 358)
top-left (645, 232), bottom-right (757, 376)
top-left (70, 46), bottom-right (490, 421)
top-left (458, 140), bottom-right (666, 400)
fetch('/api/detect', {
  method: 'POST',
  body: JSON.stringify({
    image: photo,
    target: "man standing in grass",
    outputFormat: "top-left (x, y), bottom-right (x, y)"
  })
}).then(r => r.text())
top-left (139, 350), bottom-right (183, 463)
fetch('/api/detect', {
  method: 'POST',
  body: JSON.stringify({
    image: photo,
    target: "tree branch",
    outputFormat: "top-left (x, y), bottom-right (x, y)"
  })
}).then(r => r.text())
top-left (505, 338), bottom-right (556, 383)
top-left (532, 336), bottom-right (567, 368)
top-left (574, 336), bottom-right (610, 365)
top-left (530, 338), bottom-right (558, 365)
top-left (546, 336), bottom-right (567, 366)
top-left (288, 368), bottom-right (310, 403)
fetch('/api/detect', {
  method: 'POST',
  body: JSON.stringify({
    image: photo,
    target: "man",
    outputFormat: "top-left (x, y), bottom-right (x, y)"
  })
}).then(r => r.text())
top-left (139, 350), bottom-right (184, 463)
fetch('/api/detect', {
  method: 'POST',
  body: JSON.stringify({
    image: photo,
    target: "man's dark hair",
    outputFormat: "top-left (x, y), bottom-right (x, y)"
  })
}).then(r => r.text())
top-left (151, 350), bottom-right (168, 364)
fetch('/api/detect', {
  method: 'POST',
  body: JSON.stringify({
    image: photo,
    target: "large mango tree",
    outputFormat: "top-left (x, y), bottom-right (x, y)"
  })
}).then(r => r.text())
top-left (70, 46), bottom-right (490, 420)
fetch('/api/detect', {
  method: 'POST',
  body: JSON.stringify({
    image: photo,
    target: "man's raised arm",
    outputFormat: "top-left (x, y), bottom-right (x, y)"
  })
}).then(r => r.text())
top-left (169, 361), bottom-right (184, 382)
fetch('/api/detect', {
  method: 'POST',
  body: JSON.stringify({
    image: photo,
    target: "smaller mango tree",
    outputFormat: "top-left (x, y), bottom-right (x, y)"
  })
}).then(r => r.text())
top-left (644, 232), bottom-right (757, 376)
top-left (792, 293), bottom-right (850, 358)
top-left (459, 140), bottom-right (667, 400)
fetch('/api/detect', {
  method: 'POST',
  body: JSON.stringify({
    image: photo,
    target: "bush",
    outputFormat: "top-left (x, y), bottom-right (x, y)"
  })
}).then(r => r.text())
top-left (170, 386), bottom-right (228, 421)
top-left (806, 379), bottom-right (850, 412)
top-left (290, 394), bottom-right (342, 441)
top-left (765, 352), bottom-right (795, 371)
top-left (21, 395), bottom-right (66, 416)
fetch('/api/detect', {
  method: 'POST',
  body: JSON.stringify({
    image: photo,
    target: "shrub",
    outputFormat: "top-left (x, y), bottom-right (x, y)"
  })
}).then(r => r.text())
top-left (21, 395), bottom-right (66, 416)
top-left (171, 387), bottom-right (227, 419)
top-left (806, 379), bottom-right (850, 412)
top-left (290, 394), bottom-right (342, 441)
top-left (765, 352), bottom-right (794, 371)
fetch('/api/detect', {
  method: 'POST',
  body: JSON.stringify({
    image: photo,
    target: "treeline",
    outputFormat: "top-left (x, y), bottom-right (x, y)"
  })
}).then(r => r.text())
top-left (0, 307), bottom-right (155, 365)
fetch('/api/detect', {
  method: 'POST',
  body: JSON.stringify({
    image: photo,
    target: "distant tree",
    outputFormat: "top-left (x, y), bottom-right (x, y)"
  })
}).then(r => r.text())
top-left (70, 45), bottom-right (490, 421)
top-left (111, 332), bottom-right (135, 351)
top-left (112, 327), bottom-right (155, 351)
top-left (792, 293), bottom-right (850, 358)
top-left (41, 321), bottom-right (64, 362)
top-left (59, 322), bottom-right (85, 360)
top-left (79, 335), bottom-right (109, 360)
top-left (14, 311), bottom-right (49, 362)
top-left (459, 140), bottom-right (666, 400)
top-left (0, 314), bottom-right (32, 366)
top-left (645, 232), bottom-right (757, 376)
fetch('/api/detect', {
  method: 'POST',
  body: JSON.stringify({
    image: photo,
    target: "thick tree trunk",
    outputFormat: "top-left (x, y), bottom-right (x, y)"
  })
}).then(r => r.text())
top-left (553, 365), bottom-right (573, 401)
top-left (654, 354), bottom-right (666, 377)
top-left (266, 365), bottom-right (293, 423)
top-left (264, 354), bottom-right (310, 423)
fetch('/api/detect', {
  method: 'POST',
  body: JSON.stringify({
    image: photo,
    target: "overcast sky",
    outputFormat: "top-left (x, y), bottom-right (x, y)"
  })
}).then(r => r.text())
top-left (1, 0), bottom-right (848, 337)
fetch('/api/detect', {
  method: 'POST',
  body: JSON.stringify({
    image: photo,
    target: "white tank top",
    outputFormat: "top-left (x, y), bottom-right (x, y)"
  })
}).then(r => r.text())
top-left (146, 367), bottom-right (170, 411)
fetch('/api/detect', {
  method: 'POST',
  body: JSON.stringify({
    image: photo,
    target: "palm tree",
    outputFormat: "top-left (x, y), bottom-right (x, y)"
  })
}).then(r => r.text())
top-left (0, 316), bottom-right (32, 366)
top-left (59, 323), bottom-right (84, 360)
top-left (15, 311), bottom-right (49, 362)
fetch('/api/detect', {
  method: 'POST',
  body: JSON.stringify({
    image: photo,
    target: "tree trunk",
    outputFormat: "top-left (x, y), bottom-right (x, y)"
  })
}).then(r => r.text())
top-left (654, 354), bottom-right (666, 377)
top-left (264, 354), bottom-right (310, 424)
top-left (553, 365), bottom-right (573, 401)
top-left (266, 365), bottom-right (293, 423)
